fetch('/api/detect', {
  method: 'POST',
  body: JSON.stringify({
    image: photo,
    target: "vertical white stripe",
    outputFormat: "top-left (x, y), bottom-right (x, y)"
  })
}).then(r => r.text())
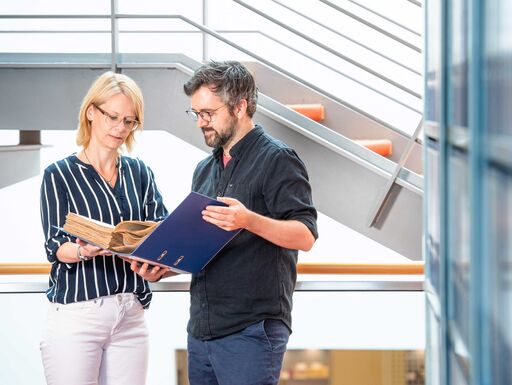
top-left (141, 161), bottom-right (153, 218)
top-left (54, 162), bottom-right (78, 214)
top-left (133, 159), bottom-right (143, 218)
top-left (112, 255), bottom-right (120, 291)
top-left (63, 160), bottom-right (91, 217)
top-left (103, 257), bottom-right (111, 296)
top-left (63, 270), bottom-right (69, 304)
top-left (122, 259), bottom-right (128, 292)
top-left (49, 174), bottom-right (62, 228)
top-left (74, 261), bottom-right (80, 302)
top-left (95, 178), bottom-right (121, 222)
top-left (92, 258), bottom-right (100, 298)
top-left (123, 162), bottom-right (135, 219)
top-left (42, 178), bottom-right (51, 240)
top-left (81, 260), bottom-right (89, 301)
top-left (52, 264), bottom-right (60, 302)
top-left (77, 166), bottom-right (104, 222)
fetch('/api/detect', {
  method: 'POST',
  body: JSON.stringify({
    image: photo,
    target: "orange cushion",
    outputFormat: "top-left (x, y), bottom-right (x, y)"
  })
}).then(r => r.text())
top-left (287, 103), bottom-right (325, 122)
top-left (355, 139), bottom-right (393, 157)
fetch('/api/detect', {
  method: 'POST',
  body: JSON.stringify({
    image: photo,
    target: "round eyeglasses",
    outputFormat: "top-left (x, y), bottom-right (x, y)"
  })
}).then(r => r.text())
top-left (185, 104), bottom-right (226, 123)
top-left (93, 104), bottom-right (140, 131)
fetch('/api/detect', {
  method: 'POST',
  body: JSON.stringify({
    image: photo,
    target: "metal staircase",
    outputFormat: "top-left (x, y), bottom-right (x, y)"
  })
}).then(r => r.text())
top-left (0, 1), bottom-right (424, 260)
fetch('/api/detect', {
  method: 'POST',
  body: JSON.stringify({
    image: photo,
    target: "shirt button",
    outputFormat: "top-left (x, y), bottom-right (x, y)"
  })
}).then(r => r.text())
top-left (201, 303), bottom-right (206, 308)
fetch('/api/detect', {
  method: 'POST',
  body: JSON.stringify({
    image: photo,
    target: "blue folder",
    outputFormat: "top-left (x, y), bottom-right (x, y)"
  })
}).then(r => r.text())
top-left (121, 191), bottom-right (241, 273)
top-left (120, 191), bottom-right (241, 273)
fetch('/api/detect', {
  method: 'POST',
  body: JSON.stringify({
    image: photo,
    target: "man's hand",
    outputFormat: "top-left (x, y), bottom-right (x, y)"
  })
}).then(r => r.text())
top-left (202, 197), bottom-right (251, 231)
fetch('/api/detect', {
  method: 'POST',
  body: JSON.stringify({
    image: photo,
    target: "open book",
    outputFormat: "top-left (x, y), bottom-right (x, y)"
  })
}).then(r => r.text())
top-left (59, 192), bottom-right (241, 273)
top-left (63, 214), bottom-right (159, 254)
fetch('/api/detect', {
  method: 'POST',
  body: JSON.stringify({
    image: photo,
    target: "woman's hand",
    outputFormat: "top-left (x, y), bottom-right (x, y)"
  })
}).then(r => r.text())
top-left (76, 239), bottom-right (112, 258)
top-left (124, 258), bottom-right (177, 282)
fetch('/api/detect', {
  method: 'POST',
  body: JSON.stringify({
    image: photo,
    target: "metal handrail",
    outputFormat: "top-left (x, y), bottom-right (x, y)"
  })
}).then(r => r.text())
top-left (0, 262), bottom-right (424, 275)
top-left (407, 0), bottom-right (422, 7)
top-left (345, 0), bottom-right (421, 37)
top-left (271, 0), bottom-right (421, 75)
top-left (0, 13), bottom-right (419, 137)
top-left (0, 27), bottom-right (421, 115)
top-left (233, 0), bottom-right (422, 99)
top-left (318, 0), bottom-right (422, 52)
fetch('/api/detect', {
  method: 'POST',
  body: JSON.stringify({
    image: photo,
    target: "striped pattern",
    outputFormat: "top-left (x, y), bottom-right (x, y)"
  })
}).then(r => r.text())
top-left (40, 154), bottom-right (168, 308)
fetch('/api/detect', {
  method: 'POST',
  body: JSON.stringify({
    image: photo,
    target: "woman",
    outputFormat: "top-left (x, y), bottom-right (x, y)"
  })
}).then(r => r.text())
top-left (40, 71), bottom-right (169, 385)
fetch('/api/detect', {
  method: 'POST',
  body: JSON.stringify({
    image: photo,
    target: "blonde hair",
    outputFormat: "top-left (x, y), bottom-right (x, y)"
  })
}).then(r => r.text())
top-left (76, 71), bottom-right (144, 152)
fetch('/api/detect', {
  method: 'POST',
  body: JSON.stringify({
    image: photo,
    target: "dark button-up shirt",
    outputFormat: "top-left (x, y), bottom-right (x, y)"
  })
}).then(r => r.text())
top-left (188, 125), bottom-right (318, 340)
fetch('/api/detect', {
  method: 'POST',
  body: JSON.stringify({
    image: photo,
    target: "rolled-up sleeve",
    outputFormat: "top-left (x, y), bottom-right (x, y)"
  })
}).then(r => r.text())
top-left (262, 148), bottom-right (318, 239)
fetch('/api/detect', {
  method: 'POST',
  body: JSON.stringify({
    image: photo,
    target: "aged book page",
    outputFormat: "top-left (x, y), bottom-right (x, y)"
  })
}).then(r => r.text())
top-left (63, 212), bottom-right (158, 253)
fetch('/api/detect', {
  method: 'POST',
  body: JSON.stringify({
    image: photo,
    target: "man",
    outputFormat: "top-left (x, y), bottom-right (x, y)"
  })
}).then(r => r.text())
top-left (183, 60), bottom-right (318, 385)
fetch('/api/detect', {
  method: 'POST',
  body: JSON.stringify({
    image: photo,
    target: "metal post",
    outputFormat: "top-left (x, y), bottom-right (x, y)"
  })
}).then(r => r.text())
top-left (367, 118), bottom-right (423, 227)
top-left (110, 0), bottom-right (119, 72)
top-left (202, 0), bottom-right (208, 62)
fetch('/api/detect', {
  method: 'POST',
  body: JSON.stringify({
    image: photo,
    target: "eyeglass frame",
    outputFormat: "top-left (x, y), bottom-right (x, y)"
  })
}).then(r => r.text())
top-left (93, 104), bottom-right (140, 131)
top-left (185, 104), bottom-right (227, 123)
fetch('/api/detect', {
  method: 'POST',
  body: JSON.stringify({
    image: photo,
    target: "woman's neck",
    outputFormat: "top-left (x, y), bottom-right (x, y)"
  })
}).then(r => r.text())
top-left (81, 147), bottom-right (119, 186)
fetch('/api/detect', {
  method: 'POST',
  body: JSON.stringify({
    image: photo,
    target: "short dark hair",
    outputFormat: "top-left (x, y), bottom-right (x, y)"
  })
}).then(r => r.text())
top-left (183, 60), bottom-right (258, 118)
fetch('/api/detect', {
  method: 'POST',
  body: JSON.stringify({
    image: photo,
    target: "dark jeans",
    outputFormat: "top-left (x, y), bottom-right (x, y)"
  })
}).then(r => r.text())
top-left (187, 319), bottom-right (290, 385)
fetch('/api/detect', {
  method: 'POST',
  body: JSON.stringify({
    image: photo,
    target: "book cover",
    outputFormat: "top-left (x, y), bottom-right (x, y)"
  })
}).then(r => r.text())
top-left (58, 192), bottom-right (241, 273)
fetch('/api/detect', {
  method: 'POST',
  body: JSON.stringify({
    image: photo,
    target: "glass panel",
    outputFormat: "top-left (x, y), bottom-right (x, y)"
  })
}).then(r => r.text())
top-left (426, 138), bottom-right (441, 296)
top-left (447, 0), bottom-right (469, 148)
top-left (426, 306), bottom-right (441, 385)
top-left (447, 147), bottom-right (470, 359)
top-left (487, 165), bottom-right (512, 385)
top-left (425, 0), bottom-right (442, 124)
top-left (484, 0), bottom-right (512, 139)
top-left (449, 350), bottom-right (470, 385)
top-left (484, 0), bottom-right (512, 167)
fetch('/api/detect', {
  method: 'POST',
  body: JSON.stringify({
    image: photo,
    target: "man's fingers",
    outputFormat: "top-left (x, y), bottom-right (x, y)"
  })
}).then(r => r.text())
top-left (217, 196), bottom-right (238, 205)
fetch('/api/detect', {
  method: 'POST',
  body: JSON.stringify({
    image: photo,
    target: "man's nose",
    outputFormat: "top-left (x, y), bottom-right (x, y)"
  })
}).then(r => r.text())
top-left (196, 117), bottom-right (209, 128)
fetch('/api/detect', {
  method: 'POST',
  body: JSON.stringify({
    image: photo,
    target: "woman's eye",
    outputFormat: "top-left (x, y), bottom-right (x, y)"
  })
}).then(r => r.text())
top-left (109, 115), bottom-right (120, 123)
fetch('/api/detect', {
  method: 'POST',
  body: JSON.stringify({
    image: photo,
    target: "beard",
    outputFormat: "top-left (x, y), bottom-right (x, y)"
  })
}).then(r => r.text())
top-left (202, 118), bottom-right (236, 148)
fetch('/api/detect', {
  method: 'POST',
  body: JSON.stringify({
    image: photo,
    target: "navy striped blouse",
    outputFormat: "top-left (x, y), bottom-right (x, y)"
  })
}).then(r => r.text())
top-left (40, 154), bottom-right (168, 308)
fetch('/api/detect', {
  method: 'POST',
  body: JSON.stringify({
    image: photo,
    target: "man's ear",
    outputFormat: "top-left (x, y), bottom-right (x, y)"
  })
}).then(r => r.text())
top-left (235, 99), bottom-right (248, 118)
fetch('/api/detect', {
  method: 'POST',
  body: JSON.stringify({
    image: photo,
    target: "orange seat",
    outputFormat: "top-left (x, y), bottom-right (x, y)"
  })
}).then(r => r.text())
top-left (355, 139), bottom-right (393, 157)
top-left (287, 103), bottom-right (325, 122)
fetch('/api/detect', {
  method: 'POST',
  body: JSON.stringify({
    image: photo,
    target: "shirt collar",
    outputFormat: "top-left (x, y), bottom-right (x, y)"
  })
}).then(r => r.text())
top-left (212, 125), bottom-right (264, 160)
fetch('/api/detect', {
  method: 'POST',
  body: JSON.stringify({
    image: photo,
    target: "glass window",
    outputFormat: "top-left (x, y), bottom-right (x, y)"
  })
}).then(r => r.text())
top-left (486, 165), bottom-right (512, 385)
top-left (484, 0), bottom-right (512, 139)
top-left (447, 148), bottom-right (470, 362)
top-left (426, 306), bottom-right (442, 385)
top-left (426, 138), bottom-right (441, 296)
top-left (447, 0), bottom-right (469, 148)
top-left (425, 0), bottom-right (442, 125)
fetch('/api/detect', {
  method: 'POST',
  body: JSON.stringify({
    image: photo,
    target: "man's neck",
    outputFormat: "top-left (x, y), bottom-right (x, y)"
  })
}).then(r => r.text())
top-left (223, 119), bottom-right (254, 156)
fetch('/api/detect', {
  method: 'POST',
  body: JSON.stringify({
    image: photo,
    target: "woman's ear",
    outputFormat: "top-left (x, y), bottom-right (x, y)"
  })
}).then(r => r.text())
top-left (86, 104), bottom-right (95, 121)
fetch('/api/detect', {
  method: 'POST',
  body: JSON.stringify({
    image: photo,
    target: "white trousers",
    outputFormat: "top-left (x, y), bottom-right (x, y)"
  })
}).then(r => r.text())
top-left (40, 293), bottom-right (149, 385)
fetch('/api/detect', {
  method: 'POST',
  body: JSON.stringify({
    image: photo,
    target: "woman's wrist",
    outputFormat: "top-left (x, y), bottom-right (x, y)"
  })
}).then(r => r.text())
top-left (76, 244), bottom-right (92, 262)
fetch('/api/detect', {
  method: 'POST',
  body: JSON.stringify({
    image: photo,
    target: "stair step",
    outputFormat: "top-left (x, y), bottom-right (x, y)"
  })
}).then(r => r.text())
top-left (287, 103), bottom-right (325, 122)
top-left (355, 139), bottom-right (393, 157)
